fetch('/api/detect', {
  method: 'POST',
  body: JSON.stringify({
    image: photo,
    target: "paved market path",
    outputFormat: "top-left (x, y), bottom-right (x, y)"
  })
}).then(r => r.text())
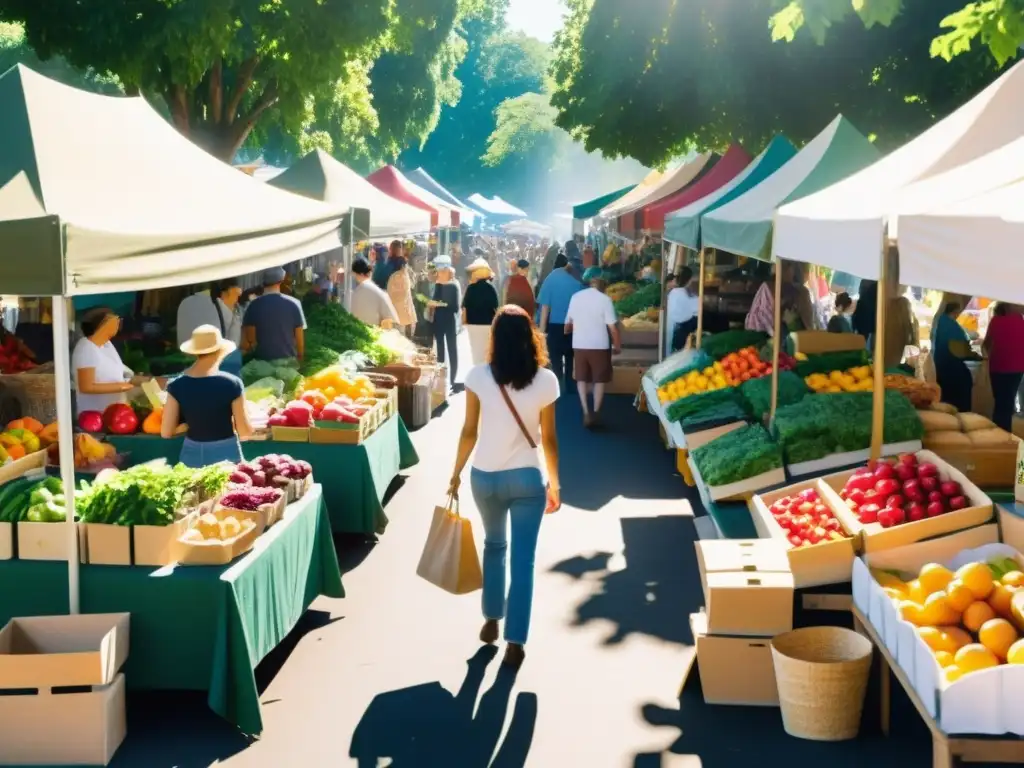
top-left (111, 335), bottom-right (996, 767)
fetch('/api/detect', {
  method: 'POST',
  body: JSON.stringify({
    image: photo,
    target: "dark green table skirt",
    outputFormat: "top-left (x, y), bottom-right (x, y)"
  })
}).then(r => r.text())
top-left (108, 414), bottom-right (420, 534)
top-left (0, 484), bottom-right (343, 735)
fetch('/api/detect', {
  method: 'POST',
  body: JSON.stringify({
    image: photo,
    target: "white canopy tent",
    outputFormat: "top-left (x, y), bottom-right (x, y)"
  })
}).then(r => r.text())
top-left (0, 65), bottom-right (348, 613)
top-left (502, 219), bottom-right (553, 238)
top-left (773, 59), bottom-right (1024, 277)
top-left (597, 169), bottom-right (665, 220)
top-left (599, 152), bottom-right (713, 219)
top-left (467, 194), bottom-right (527, 219)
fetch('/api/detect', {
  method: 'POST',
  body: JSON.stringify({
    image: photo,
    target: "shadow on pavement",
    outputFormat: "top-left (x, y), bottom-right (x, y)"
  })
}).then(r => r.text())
top-left (349, 645), bottom-right (537, 767)
top-left (557, 396), bottom-right (681, 512)
top-left (551, 515), bottom-right (703, 645)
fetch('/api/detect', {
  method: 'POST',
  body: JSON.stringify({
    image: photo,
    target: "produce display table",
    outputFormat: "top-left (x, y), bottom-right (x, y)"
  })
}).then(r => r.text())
top-left (107, 414), bottom-right (420, 534)
top-left (0, 484), bottom-right (343, 735)
top-left (852, 606), bottom-right (1024, 768)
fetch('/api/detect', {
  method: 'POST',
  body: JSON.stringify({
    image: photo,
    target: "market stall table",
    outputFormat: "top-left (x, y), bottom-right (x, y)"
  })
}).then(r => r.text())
top-left (107, 414), bottom-right (419, 534)
top-left (0, 484), bottom-right (342, 735)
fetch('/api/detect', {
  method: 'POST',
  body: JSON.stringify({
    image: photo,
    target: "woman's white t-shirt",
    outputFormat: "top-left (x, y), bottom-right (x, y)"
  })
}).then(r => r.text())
top-left (464, 364), bottom-right (559, 472)
top-left (72, 338), bottom-right (127, 414)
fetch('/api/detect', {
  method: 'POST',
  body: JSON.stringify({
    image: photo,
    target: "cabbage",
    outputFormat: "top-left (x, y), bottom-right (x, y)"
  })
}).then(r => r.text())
top-left (240, 359), bottom-right (276, 386)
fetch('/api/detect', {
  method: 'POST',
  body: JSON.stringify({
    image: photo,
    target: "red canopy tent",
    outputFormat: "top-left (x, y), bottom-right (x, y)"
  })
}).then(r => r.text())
top-left (366, 166), bottom-right (458, 228)
top-left (641, 144), bottom-right (752, 231)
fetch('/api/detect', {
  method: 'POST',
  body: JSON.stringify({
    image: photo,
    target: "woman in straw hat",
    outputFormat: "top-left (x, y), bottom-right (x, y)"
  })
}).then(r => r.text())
top-left (161, 325), bottom-right (253, 467)
top-left (463, 256), bottom-right (500, 365)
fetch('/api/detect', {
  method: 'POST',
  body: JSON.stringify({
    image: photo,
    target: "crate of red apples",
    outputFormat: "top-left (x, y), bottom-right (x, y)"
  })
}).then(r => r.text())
top-left (819, 450), bottom-right (993, 552)
top-left (750, 480), bottom-right (856, 588)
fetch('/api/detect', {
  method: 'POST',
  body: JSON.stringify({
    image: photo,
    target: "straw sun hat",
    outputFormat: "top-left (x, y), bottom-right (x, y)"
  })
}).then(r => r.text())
top-left (467, 256), bottom-right (493, 278)
top-left (180, 325), bottom-right (236, 357)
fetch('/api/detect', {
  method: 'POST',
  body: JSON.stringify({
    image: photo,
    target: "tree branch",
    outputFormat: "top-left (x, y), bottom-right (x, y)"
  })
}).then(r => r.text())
top-left (169, 84), bottom-right (190, 135)
top-left (224, 80), bottom-right (279, 159)
top-left (209, 57), bottom-right (223, 124)
top-left (224, 56), bottom-right (260, 124)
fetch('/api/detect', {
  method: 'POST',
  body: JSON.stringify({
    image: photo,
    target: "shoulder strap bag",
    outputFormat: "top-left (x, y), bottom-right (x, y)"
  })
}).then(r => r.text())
top-left (498, 383), bottom-right (537, 449)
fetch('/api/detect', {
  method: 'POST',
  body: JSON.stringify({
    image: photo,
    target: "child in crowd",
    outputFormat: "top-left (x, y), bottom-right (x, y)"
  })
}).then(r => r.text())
top-left (827, 292), bottom-right (854, 334)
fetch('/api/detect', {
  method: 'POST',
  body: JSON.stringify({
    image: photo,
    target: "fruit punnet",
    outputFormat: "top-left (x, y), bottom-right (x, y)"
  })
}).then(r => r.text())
top-left (871, 556), bottom-right (1024, 681)
top-left (837, 453), bottom-right (969, 529)
top-left (766, 487), bottom-right (850, 548)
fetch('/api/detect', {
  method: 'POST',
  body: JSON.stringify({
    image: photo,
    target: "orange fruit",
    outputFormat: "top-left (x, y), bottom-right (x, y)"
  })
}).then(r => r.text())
top-left (945, 579), bottom-right (975, 613)
top-left (978, 618), bottom-right (1018, 660)
top-left (941, 626), bottom-right (973, 650)
top-left (919, 563), bottom-right (954, 595)
top-left (934, 650), bottom-right (955, 668)
top-left (954, 643), bottom-right (999, 674)
top-left (1002, 571), bottom-right (1024, 588)
top-left (956, 562), bottom-right (994, 600)
top-left (945, 665), bottom-right (964, 682)
top-left (963, 600), bottom-right (997, 633)
top-left (1007, 639), bottom-right (1024, 665)
top-left (988, 583), bottom-right (1016, 618)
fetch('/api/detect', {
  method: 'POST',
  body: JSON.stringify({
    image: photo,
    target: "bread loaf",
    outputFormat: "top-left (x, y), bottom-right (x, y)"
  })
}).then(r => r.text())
top-left (959, 413), bottom-right (996, 432)
top-left (918, 410), bottom-right (961, 433)
top-left (923, 430), bottom-right (972, 448)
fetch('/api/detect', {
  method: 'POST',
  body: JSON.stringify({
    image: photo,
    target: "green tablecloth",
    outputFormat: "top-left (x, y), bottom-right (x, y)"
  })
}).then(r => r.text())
top-left (107, 414), bottom-right (420, 534)
top-left (0, 485), bottom-right (342, 735)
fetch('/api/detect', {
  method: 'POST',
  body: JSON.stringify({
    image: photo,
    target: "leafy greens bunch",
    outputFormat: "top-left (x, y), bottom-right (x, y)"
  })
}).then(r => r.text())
top-left (691, 425), bottom-right (783, 486)
top-left (739, 370), bottom-right (809, 421)
top-left (78, 463), bottom-right (204, 527)
top-left (665, 387), bottom-right (742, 423)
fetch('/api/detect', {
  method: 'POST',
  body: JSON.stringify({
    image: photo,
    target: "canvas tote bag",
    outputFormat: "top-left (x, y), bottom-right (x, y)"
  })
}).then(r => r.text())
top-left (416, 496), bottom-right (483, 594)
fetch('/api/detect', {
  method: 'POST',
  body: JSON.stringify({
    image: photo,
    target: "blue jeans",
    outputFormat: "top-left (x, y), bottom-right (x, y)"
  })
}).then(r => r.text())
top-left (178, 436), bottom-right (242, 468)
top-left (471, 466), bottom-right (546, 644)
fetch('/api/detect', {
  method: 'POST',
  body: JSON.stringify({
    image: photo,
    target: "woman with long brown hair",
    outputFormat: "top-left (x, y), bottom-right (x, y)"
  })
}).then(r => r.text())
top-left (448, 305), bottom-right (561, 668)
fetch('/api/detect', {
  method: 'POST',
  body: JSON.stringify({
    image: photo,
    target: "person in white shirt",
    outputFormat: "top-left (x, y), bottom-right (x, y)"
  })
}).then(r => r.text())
top-left (350, 259), bottom-right (399, 328)
top-left (565, 267), bottom-right (621, 428)
top-left (665, 266), bottom-right (700, 356)
top-left (448, 305), bottom-right (561, 670)
top-left (71, 307), bottom-right (135, 415)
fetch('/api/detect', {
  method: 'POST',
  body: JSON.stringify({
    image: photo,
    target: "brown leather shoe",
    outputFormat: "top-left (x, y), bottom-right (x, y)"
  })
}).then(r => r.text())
top-left (502, 643), bottom-right (525, 669)
top-left (480, 619), bottom-right (499, 645)
top-left (583, 412), bottom-right (594, 429)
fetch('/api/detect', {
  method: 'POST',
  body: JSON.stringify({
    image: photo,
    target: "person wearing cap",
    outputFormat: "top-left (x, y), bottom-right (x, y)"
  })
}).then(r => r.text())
top-left (242, 267), bottom-right (307, 362)
top-left (350, 259), bottom-right (399, 328)
top-left (565, 266), bottom-right (621, 427)
top-left (503, 258), bottom-right (536, 318)
top-left (537, 253), bottom-right (583, 388)
top-left (162, 325), bottom-right (253, 467)
top-left (430, 256), bottom-right (462, 390)
top-left (462, 257), bottom-right (500, 365)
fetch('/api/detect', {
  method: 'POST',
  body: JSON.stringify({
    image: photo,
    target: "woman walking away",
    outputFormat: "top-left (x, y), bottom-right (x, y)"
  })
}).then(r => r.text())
top-left (386, 245), bottom-right (417, 337)
top-left (162, 325), bottom-right (253, 467)
top-left (448, 305), bottom-right (561, 669)
top-left (932, 301), bottom-right (979, 414)
top-left (463, 256), bottom-right (500, 365)
top-left (984, 303), bottom-right (1024, 431)
top-left (431, 256), bottom-right (462, 391)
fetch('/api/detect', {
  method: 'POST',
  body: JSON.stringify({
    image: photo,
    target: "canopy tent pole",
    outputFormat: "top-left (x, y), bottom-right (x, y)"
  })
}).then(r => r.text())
top-left (696, 248), bottom-right (706, 350)
top-left (769, 261), bottom-right (783, 423)
top-left (870, 240), bottom-right (889, 461)
top-left (343, 208), bottom-right (354, 310)
top-left (51, 296), bottom-right (79, 614)
top-left (658, 239), bottom-right (667, 360)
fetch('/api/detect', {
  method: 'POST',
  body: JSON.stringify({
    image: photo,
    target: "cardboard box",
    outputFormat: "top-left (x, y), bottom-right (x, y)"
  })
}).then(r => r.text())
top-left (851, 526), bottom-right (1024, 735)
top-left (819, 450), bottom-right (994, 552)
top-left (177, 506), bottom-right (265, 566)
top-left (85, 524), bottom-right (132, 566)
top-left (695, 539), bottom-right (794, 636)
top-left (0, 673), bottom-right (126, 765)
top-left (16, 521), bottom-right (86, 562)
top-left (0, 613), bottom-right (130, 689)
top-left (791, 330), bottom-right (867, 355)
top-left (927, 444), bottom-right (1017, 489)
top-left (607, 365), bottom-right (645, 396)
top-left (749, 479), bottom-right (857, 588)
top-left (690, 613), bottom-right (778, 707)
top-left (132, 508), bottom-right (202, 567)
top-left (0, 522), bottom-right (10, 560)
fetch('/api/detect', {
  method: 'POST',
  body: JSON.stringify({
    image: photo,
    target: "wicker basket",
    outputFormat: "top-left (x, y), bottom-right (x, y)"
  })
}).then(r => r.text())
top-left (364, 372), bottom-right (399, 390)
top-left (771, 627), bottom-right (873, 741)
top-left (1, 364), bottom-right (57, 424)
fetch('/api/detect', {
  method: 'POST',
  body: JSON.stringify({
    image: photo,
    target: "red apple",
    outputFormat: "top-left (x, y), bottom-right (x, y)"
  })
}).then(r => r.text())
top-left (894, 463), bottom-right (916, 482)
top-left (920, 476), bottom-right (939, 493)
top-left (940, 481), bottom-right (962, 498)
top-left (907, 503), bottom-right (926, 522)
top-left (926, 501), bottom-right (945, 518)
top-left (874, 463), bottom-right (896, 481)
top-left (949, 495), bottom-right (968, 510)
top-left (917, 462), bottom-right (939, 479)
top-left (888, 507), bottom-right (906, 525)
top-left (928, 491), bottom-right (944, 505)
top-left (859, 503), bottom-right (881, 523)
top-left (846, 473), bottom-right (875, 493)
top-left (903, 478), bottom-right (920, 497)
top-left (885, 494), bottom-right (905, 508)
top-left (798, 488), bottom-right (819, 502)
top-left (788, 534), bottom-right (802, 547)
top-left (878, 508), bottom-right (896, 528)
top-left (898, 453), bottom-right (918, 466)
top-left (849, 489), bottom-right (866, 505)
top-left (875, 479), bottom-right (900, 497)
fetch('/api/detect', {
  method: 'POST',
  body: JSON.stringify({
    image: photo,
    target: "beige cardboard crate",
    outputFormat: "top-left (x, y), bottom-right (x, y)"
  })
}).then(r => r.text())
top-left (85, 524), bottom-right (131, 566)
top-left (17, 521), bottom-right (87, 563)
top-left (690, 612), bottom-right (778, 707)
top-left (132, 507), bottom-right (204, 567)
top-left (269, 426), bottom-right (310, 442)
top-left (0, 522), bottom-right (10, 560)
top-left (177, 506), bottom-right (265, 566)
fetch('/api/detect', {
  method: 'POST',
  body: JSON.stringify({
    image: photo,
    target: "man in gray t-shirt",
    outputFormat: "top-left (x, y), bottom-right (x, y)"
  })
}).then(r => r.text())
top-left (242, 267), bottom-right (307, 361)
top-left (350, 259), bottom-right (399, 327)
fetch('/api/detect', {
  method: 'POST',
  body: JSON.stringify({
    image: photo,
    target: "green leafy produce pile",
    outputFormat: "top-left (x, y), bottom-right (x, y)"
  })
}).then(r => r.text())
top-left (701, 330), bottom-right (769, 361)
top-left (613, 281), bottom-right (661, 317)
top-left (0, 476), bottom-right (67, 522)
top-left (794, 349), bottom-right (870, 377)
top-left (772, 390), bottom-right (923, 465)
top-left (657, 350), bottom-right (712, 387)
top-left (739, 371), bottom-right (809, 421)
top-left (240, 358), bottom-right (303, 394)
top-left (678, 400), bottom-right (748, 431)
top-left (665, 387), bottom-right (742, 423)
top-left (691, 425), bottom-right (783, 486)
top-left (303, 301), bottom-right (395, 373)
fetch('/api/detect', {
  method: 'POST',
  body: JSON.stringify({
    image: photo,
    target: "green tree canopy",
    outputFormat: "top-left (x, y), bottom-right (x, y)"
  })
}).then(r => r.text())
top-left (550, 0), bottom-right (1005, 167)
top-left (770, 0), bottom-right (1024, 66)
top-left (0, 0), bottom-right (465, 162)
top-left (0, 22), bottom-right (120, 94)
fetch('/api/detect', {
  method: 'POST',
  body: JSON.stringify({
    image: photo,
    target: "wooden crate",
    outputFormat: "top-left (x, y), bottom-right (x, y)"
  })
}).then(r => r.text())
top-left (270, 426), bottom-right (310, 442)
top-left (310, 411), bottom-right (374, 445)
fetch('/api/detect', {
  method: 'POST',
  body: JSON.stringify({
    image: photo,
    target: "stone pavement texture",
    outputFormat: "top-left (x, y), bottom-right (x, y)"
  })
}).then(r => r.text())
top-left (99, 337), bottom-right (1000, 767)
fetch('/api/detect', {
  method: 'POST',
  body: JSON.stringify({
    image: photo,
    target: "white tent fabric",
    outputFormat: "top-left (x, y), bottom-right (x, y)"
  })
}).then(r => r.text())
top-left (598, 168), bottom-right (665, 219)
top-left (897, 141), bottom-right (1024, 302)
top-left (600, 153), bottom-right (712, 219)
top-left (502, 219), bottom-right (552, 238)
top-left (467, 194), bottom-right (527, 218)
top-left (0, 65), bottom-right (344, 295)
top-left (773, 60), bottom-right (1024, 278)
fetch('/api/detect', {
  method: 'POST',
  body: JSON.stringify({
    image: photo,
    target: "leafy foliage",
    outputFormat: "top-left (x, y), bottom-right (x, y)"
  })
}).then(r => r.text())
top-left (549, 0), bottom-right (1005, 166)
top-left (739, 370), bottom-right (810, 421)
top-left (691, 424), bottom-right (784, 486)
top-left (0, 22), bottom-right (120, 94)
top-left (770, 0), bottom-right (1024, 66)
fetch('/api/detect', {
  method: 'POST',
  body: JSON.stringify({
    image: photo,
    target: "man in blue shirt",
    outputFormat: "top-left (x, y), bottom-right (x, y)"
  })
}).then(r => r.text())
top-left (242, 267), bottom-right (307, 361)
top-left (538, 254), bottom-right (584, 387)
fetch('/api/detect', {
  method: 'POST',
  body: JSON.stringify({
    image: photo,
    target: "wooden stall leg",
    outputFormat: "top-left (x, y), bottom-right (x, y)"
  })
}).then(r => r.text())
top-left (932, 734), bottom-right (953, 768)
top-left (880, 659), bottom-right (891, 737)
